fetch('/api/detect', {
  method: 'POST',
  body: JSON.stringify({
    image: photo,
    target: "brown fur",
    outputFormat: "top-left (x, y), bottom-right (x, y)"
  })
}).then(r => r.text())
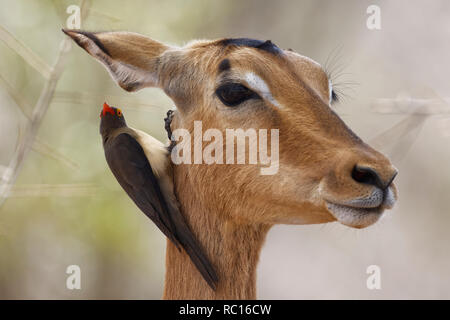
top-left (64, 30), bottom-right (398, 299)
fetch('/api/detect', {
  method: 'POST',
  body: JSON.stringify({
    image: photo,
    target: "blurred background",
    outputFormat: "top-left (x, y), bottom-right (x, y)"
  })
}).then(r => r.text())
top-left (0, 0), bottom-right (449, 299)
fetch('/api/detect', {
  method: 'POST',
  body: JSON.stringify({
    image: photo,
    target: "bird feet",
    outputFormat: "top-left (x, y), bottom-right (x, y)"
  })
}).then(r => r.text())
top-left (164, 109), bottom-right (176, 151)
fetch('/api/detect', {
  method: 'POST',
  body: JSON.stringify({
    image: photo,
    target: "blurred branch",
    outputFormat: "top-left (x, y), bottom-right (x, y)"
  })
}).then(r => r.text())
top-left (369, 114), bottom-right (429, 163)
top-left (53, 90), bottom-right (166, 111)
top-left (0, 25), bottom-right (53, 79)
top-left (90, 9), bottom-right (122, 24)
top-left (0, 72), bottom-right (32, 118)
top-left (7, 183), bottom-right (99, 198)
top-left (0, 0), bottom-right (90, 206)
top-left (371, 97), bottom-right (450, 115)
top-left (368, 93), bottom-right (450, 162)
top-left (0, 73), bottom-right (79, 170)
top-left (0, 39), bottom-right (72, 204)
top-left (0, 165), bottom-right (13, 186)
top-left (32, 138), bottom-right (79, 170)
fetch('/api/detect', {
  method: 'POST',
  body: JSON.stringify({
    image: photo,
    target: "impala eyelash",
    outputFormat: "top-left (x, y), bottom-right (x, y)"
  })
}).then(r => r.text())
top-left (331, 90), bottom-right (339, 103)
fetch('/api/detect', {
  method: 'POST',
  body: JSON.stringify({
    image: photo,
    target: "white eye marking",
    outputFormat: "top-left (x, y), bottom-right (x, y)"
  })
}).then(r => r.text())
top-left (244, 72), bottom-right (282, 108)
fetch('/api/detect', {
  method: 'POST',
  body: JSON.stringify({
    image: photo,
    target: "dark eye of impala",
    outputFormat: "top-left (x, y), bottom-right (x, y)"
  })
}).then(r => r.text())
top-left (215, 83), bottom-right (259, 107)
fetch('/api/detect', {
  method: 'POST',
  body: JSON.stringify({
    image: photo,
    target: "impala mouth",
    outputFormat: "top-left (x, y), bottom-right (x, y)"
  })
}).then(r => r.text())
top-left (326, 201), bottom-right (385, 228)
top-left (325, 187), bottom-right (396, 228)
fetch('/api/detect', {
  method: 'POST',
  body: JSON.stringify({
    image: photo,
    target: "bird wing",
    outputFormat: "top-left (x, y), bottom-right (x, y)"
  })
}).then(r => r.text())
top-left (104, 133), bottom-right (218, 289)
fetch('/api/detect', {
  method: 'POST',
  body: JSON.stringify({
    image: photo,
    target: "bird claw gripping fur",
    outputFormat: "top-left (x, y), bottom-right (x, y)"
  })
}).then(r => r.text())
top-left (164, 109), bottom-right (176, 152)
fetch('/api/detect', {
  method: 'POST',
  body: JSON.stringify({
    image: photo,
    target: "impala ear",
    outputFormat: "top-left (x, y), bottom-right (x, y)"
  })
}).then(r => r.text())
top-left (62, 29), bottom-right (171, 92)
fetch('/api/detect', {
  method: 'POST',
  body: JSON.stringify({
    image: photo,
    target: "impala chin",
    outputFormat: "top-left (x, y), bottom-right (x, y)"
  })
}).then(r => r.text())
top-left (324, 186), bottom-right (398, 229)
top-left (326, 202), bottom-right (385, 228)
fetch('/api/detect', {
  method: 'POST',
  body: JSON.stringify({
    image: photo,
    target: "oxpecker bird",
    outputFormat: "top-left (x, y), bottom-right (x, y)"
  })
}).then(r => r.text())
top-left (99, 102), bottom-right (218, 289)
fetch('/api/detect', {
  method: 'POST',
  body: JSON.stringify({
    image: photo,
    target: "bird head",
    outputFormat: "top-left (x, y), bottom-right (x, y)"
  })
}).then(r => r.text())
top-left (99, 102), bottom-right (127, 138)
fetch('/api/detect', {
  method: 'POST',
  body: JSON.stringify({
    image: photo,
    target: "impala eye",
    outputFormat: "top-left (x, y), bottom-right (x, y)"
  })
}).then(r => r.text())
top-left (216, 83), bottom-right (259, 107)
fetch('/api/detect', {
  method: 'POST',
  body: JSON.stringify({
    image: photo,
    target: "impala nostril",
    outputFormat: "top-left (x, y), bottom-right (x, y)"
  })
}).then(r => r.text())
top-left (351, 165), bottom-right (380, 188)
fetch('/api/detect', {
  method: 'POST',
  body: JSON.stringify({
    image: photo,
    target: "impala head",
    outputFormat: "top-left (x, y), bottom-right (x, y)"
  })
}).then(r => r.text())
top-left (64, 30), bottom-right (398, 229)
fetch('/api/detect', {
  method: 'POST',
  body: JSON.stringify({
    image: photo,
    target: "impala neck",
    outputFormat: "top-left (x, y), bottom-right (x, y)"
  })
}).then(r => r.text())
top-left (163, 185), bottom-right (271, 299)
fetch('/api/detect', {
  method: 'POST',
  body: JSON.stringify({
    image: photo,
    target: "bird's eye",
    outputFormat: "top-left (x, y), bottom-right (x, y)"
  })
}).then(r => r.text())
top-left (215, 83), bottom-right (259, 107)
top-left (117, 109), bottom-right (122, 117)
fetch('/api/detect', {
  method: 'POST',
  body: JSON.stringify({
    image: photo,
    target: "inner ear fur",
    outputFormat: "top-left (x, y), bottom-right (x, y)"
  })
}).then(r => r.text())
top-left (63, 29), bottom-right (171, 92)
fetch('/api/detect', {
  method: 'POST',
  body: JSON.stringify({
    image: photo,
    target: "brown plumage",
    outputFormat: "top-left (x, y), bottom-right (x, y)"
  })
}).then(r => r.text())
top-left (99, 103), bottom-right (218, 290)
